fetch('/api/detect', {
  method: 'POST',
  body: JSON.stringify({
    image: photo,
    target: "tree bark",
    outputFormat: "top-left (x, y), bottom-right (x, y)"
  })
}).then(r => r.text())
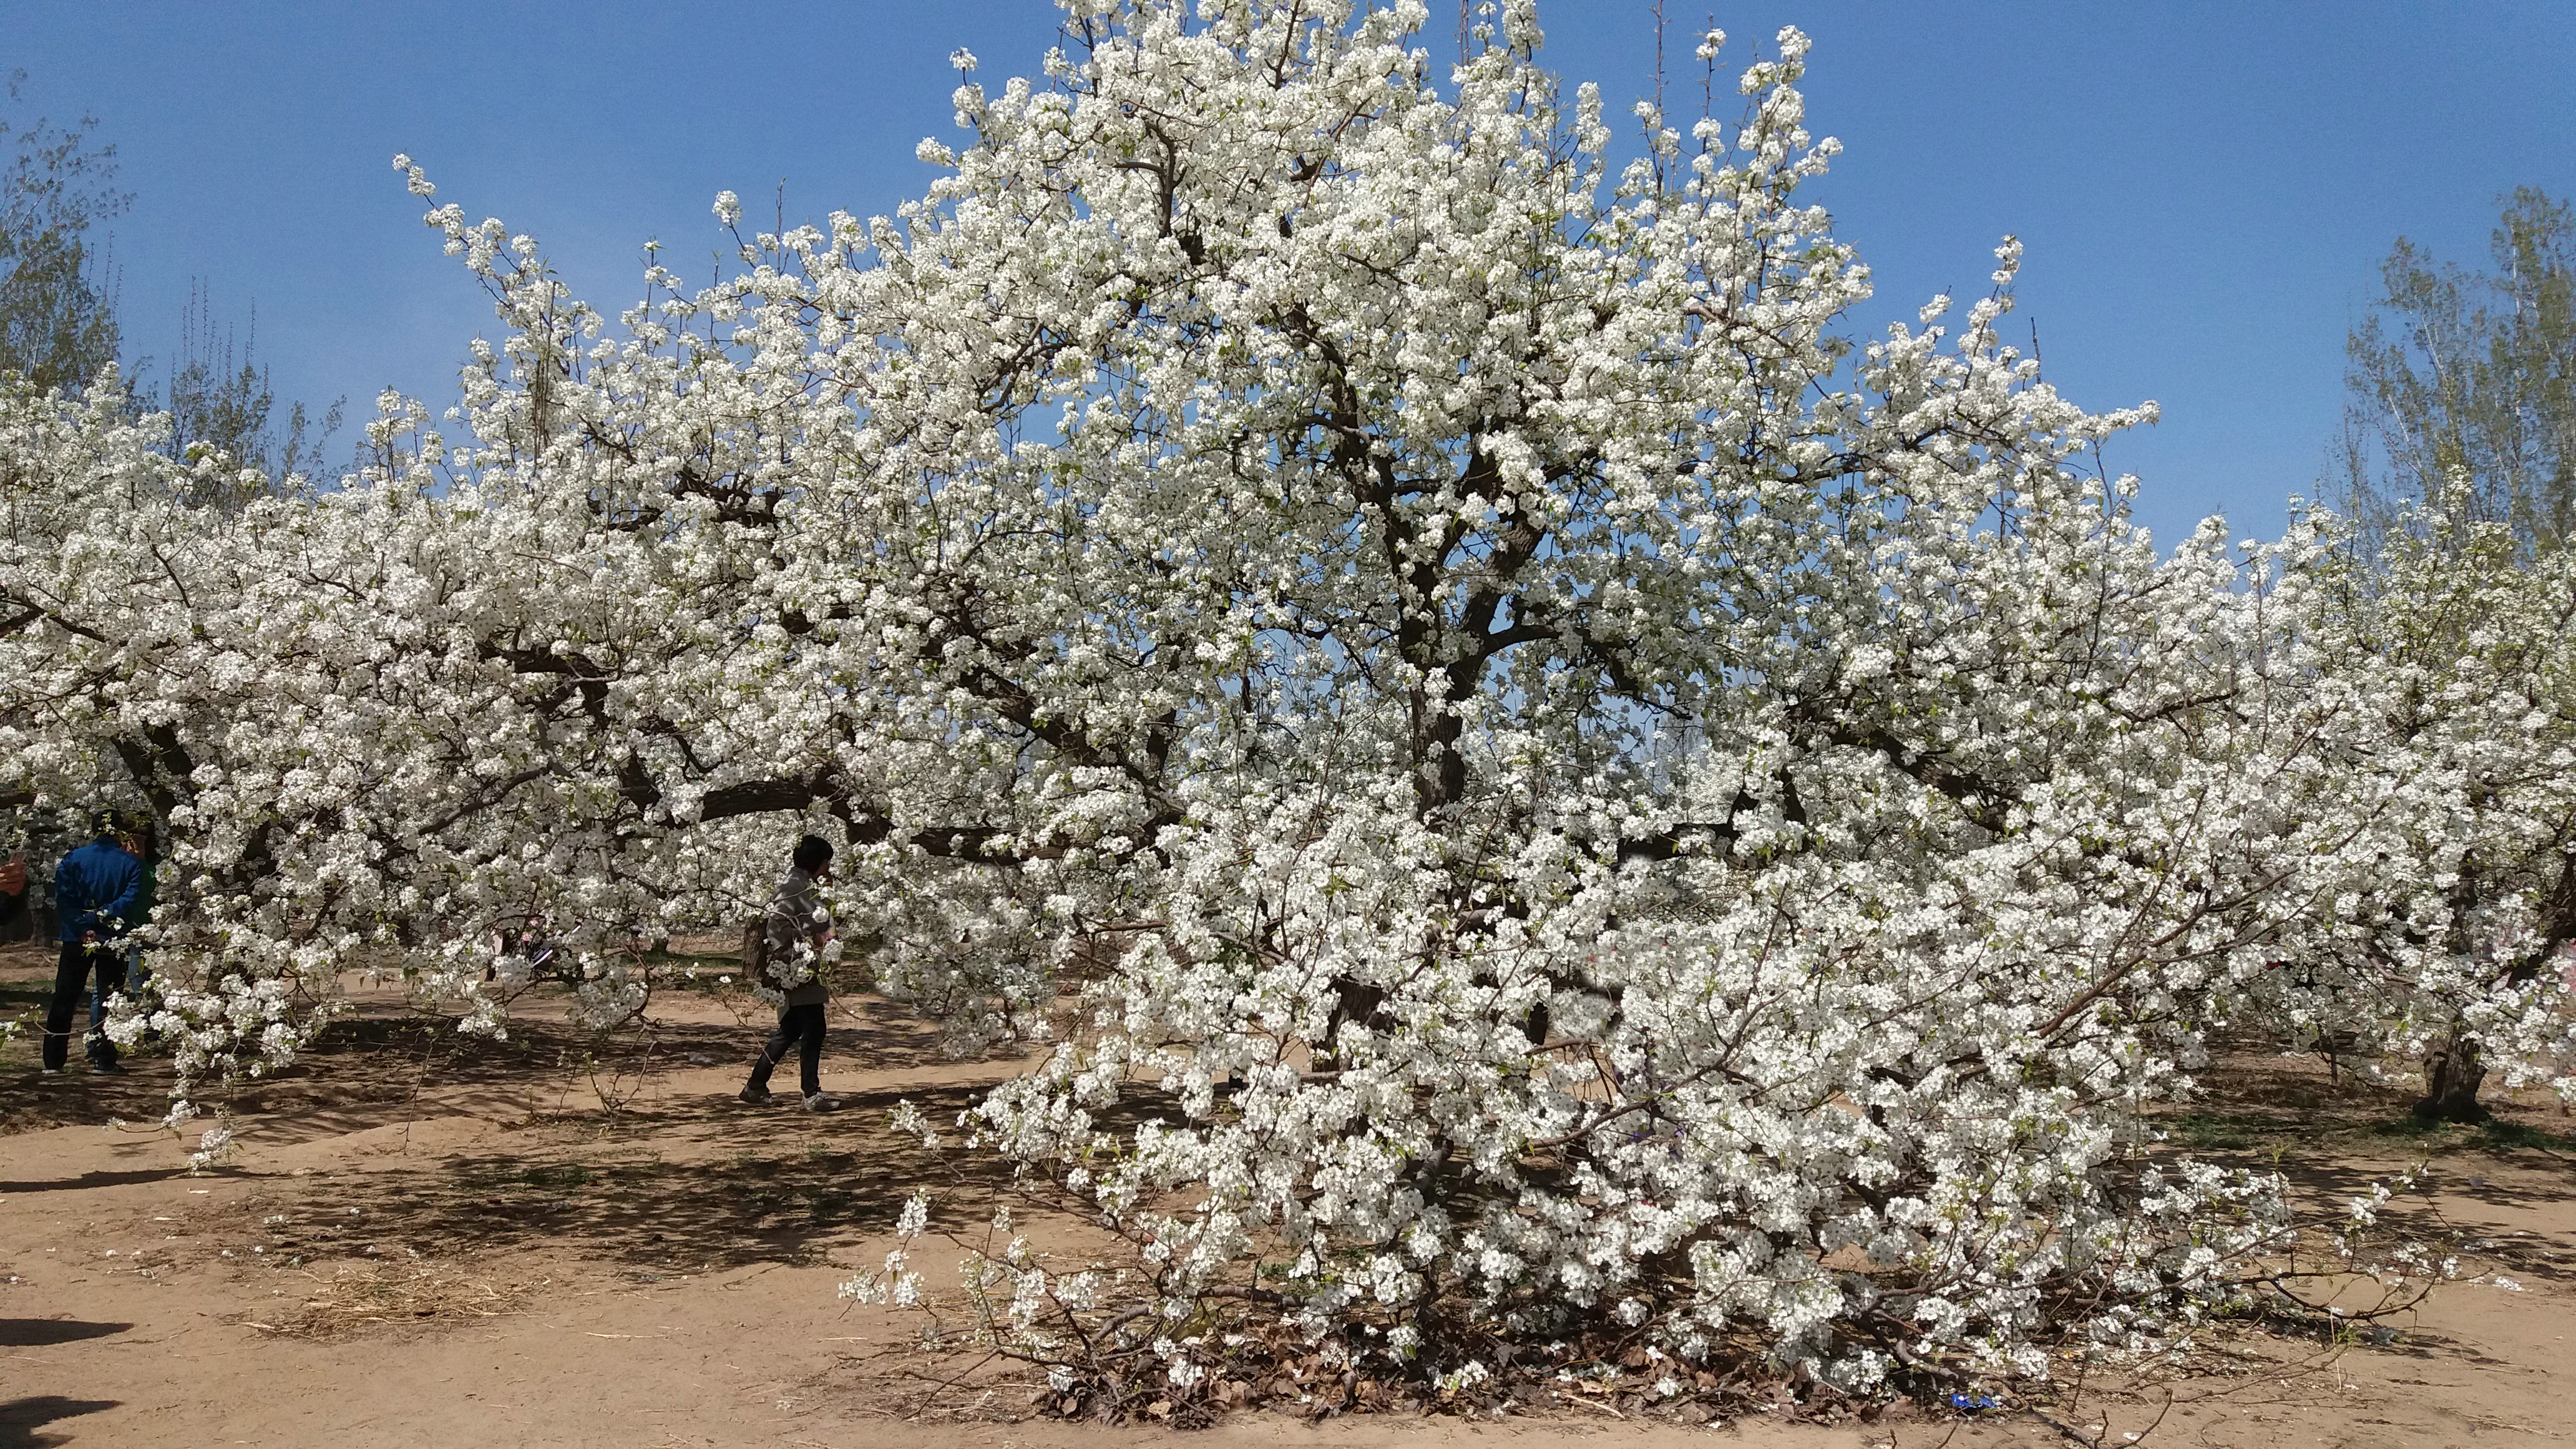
top-left (2414, 1027), bottom-right (2489, 1123)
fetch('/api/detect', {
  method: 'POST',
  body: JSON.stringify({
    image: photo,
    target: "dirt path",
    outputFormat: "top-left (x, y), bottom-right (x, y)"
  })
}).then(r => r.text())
top-left (4, 953), bottom-right (2572, 1448)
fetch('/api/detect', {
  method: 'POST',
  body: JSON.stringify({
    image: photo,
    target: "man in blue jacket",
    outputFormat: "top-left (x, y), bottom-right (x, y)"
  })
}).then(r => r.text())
top-left (92, 820), bottom-right (157, 1028)
top-left (42, 812), bottom-right (145, 1075)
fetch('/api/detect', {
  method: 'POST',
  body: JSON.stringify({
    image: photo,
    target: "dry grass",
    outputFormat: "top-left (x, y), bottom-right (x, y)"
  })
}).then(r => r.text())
top-left (238, 1259), bottom-right (537, 1338)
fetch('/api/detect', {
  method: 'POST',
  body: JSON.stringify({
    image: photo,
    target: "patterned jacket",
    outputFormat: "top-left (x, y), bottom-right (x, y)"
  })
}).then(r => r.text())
top-left (760, 868), bottom-right (831, 1006)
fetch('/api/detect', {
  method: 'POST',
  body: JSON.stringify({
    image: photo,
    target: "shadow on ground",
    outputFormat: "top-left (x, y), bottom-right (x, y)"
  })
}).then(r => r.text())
top-left (2, 973), bottom-right (1000, 1139)
top-left (0, 1396), bottom-right (118, 1449)
top-left (0, 1321), bottom-right (130, 1348)
top-left (2160, 1042), bottom-right (2576, 1154)
top-left (2156, 1041), bottom-right (2576, 1289)
top-left (204, 1081), bottom-right (1028, 1276)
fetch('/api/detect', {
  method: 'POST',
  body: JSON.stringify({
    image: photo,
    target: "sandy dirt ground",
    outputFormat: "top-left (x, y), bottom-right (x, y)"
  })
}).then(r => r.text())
top-left (4, 944), bottom-right (2574, 1449)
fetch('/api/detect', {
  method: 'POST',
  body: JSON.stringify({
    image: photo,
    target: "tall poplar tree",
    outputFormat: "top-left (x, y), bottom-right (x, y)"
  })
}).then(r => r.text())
top-left (0, 69), bottom-right (128, 394)
top-left (2338, 188), bottom-right (2575, 558)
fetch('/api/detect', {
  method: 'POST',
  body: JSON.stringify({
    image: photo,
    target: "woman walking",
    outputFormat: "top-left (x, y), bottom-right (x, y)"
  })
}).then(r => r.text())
top-left (739, 834), bottom-right (842, 1111)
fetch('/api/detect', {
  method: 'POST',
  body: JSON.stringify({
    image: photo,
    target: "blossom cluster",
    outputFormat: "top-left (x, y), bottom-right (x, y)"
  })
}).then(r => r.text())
top-left (2, 0), bottom-right (2569, 1391)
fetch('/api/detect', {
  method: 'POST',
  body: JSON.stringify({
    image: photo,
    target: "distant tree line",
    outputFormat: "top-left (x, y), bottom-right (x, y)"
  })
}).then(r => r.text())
top-left (0, 68), bottom-right (339, 497)
top-left (2338, 187), bottom-right (2574, 561)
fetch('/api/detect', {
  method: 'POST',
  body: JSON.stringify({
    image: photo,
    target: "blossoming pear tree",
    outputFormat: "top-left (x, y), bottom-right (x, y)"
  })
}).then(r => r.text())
top-left (2, 0), bottom-right (2570, 1404)
top-left (2250, 507), bottom-right (2576, 1123)
top-left (803, 0), bottom-right (2566, 1393)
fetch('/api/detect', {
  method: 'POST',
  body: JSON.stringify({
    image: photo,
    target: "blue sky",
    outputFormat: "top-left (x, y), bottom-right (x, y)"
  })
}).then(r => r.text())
top-left (7, 1), bottom-right (2573, 550)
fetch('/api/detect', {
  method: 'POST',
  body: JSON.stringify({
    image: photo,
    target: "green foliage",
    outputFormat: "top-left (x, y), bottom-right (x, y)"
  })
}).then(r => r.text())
top-left (1, 75), bottom-right (339, 495)
top-left (0, 69), bottom-right (127, 395)
top-left (2338, 188), bottom-right (2576, 559)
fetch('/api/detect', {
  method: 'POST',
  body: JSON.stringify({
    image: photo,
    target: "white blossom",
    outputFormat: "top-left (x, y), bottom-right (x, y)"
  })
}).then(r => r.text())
top-left (1, 0), bottom-right (2567, 1390)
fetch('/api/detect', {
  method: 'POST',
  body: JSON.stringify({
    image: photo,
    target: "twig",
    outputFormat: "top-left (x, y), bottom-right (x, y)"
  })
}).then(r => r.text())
top-left (895, 1349), bottom-right (1007, 1418)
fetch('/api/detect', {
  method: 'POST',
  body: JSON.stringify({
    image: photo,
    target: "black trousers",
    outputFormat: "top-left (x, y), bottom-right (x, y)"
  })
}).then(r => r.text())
top-left (747, 1001), bottom-right (826, 1097)
top-left (44, 942), bottom-right (127, 1071)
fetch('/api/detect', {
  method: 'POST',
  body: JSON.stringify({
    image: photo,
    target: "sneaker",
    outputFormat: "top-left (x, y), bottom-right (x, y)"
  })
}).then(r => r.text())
top-left (737, 1086), bottom-right (775, 1106)
top-left (87, 1060), bottom-right (125, 1075)
top-left (801, 1093), bottom-right (841, 1113)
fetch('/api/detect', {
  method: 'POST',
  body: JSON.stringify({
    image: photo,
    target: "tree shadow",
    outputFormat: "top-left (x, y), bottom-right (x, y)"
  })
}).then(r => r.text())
top-left (819, 1005), bottom-right (997, 1073)
top-left (1, 1062), bottom-right (188, 1137)
top-left (0, 1397), bottom-right (118, 1449)
top-left (2165, 1042), bottom-right (2576, 1155)
top-left (0, 1320), bottom-right (129, 1348)
top-left (1, 1008), bottom-right (553, 1138)
top-left (0, 1166), bottom-right (200, 1194)
top-left (2, 976), bottom-right (1017, 1143)
top-left (212, 1012), bottom-right (724, 1134)
top-left (275, 997), bottom-right (990, 1090)
top-left (234, 1083), bottom-right (1028, 1275)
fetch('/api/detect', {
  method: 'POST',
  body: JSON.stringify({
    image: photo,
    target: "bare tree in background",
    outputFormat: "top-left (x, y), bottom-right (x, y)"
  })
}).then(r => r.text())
top-left (165, 281), bottom-right (343, 502)
top-left (2338, 188), bottom-right (2575, 559)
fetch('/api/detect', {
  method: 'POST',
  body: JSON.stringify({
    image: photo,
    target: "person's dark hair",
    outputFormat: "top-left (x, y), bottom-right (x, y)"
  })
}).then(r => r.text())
top-left (791, 834), bottom-right (835, 874)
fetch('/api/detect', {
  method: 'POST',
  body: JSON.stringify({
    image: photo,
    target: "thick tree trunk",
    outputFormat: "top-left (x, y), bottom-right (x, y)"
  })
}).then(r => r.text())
top-left (2414, 1028), bottom-right (2489, 1123)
